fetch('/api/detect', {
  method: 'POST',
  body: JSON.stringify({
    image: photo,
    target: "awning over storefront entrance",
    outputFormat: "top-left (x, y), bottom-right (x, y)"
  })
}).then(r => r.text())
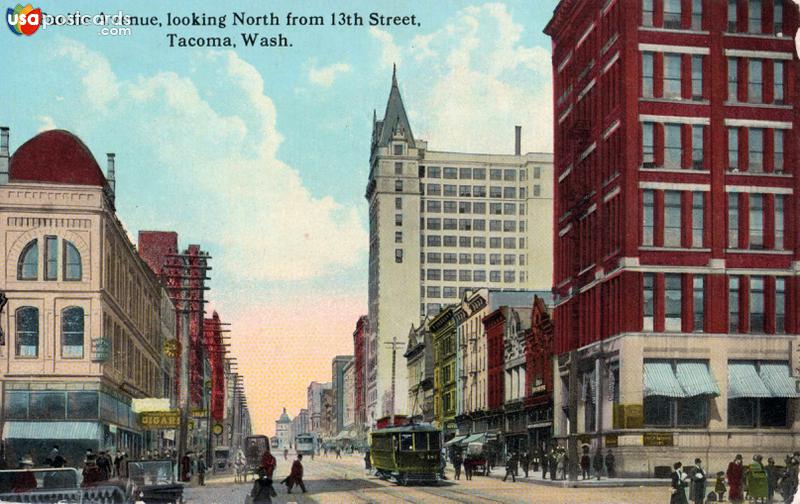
top-left (644, 362), bottom-right (685, 397)
top-left (443, 435), bottom-right (467, 447)
top-left (675, 361), bottom-right (720, 396)
top-left (460, 433), bottom-right (488, 446)
top-left (2, 421), bottom-right (101, 440)
top-left (758, 363), bottom-right (800, 398)
top-left (728, 363), bottom-right (771, 399)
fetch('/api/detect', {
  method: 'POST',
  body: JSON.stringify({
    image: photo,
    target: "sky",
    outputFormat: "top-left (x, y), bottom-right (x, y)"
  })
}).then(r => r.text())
top-left (1, 0), bottom-right (559, 435)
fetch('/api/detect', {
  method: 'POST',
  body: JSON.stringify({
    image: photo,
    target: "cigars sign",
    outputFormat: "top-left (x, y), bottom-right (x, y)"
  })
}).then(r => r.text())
top-left (139, 410), bottom-right (180, 429)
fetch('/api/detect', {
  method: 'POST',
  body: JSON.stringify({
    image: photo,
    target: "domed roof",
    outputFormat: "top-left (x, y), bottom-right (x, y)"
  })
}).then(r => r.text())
top-left (9, 129), bottom-right (107, 186)
top-left (277, 408), bottom-right (291, 423)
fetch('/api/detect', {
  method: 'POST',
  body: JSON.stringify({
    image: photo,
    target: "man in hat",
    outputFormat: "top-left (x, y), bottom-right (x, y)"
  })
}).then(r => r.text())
top-left (12, 456), bottom-right (37, 493)
top-left (81, 454), bottom-right (104, 487)
top-left (282, 453), bottom-right (306, 494)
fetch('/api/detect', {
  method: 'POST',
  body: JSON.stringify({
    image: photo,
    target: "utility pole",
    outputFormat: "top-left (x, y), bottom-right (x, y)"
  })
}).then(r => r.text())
top-left (384, 336), bottom-right (403, 426)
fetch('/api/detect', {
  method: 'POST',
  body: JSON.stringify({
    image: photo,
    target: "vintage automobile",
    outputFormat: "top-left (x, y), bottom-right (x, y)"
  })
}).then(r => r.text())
top-left (128, 458), bottom-right (184, 504)
top-left (0, 467), bottom-right (125, 503)
top-left (370, 423), bottom-right (441, 485)
top-left (213, 446), bottom-right (230, 472)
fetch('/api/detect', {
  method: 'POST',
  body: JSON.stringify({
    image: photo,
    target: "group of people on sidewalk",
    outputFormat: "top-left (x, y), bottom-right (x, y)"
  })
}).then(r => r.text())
top-left (248, 445), bottom-right (306, 504)
top-left (671, 452), bottom-right (800, 504)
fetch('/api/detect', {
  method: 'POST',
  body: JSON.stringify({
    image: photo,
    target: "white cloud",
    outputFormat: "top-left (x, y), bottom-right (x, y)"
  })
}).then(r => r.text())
top-left (369, 27), bottom-right (402, 69)
top-left (36, 116), bottom-right (56, 132)
top-left (53, 37), bottom-right (119, 111)
top-left (54, 40), bottom-right (367, 282)
top-left (308, 62), bottom-right (351, 87)
top-left (386, 3), bottom-right (554, 154)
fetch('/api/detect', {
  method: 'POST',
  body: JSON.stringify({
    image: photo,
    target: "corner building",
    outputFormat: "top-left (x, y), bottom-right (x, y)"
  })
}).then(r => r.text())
top-left (366, 69), bottom-right (554, 421)
top-left (545, 0), bottom-right (800, 475)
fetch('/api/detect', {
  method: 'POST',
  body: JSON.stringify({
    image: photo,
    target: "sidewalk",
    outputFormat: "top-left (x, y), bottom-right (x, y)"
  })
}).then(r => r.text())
top-left (446, 466), bottom-right (670, 488)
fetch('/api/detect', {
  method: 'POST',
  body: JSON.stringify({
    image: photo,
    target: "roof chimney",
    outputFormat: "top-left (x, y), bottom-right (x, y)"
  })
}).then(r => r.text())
top-left (106, 153), bottom-right (116, 203)
top-left (514, 126), bottom-right (522, 156)
top-left (0, 127), bottom-right (9, 184)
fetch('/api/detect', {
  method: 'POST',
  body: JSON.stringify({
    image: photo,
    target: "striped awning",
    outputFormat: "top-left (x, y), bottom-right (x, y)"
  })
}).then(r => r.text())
top-left (644, 362), bottom-right (686, 398)
top-left (460, 433), bottom-right (487, 446)
top-left (728, 363), bottom-right (771, 399)
top-left (676, 362), bottom-right (720, 397)
top-left (758, 362), bottom-right (800, 398)
top-left (2, 421), bottom-right (102, 440)
top-left (443, 435), bottom-right (467, 447)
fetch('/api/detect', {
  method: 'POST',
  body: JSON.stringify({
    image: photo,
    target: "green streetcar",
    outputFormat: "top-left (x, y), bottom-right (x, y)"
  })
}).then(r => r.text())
top-left (369, 424), bottom-right (441, 485)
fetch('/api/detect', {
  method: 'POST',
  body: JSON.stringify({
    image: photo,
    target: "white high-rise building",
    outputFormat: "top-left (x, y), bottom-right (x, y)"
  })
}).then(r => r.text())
top-left (365, 69), bottom-right (554, 422)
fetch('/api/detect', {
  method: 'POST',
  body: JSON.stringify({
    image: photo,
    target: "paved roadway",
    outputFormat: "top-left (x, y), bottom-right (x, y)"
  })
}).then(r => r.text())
top-left (185, 453), bottom-right (669, 504)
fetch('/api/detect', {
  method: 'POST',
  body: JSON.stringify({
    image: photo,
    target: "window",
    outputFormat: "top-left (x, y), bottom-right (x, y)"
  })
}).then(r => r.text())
top-left (748, 0), bottom-right (762, 33)
top-left (427, 184), bottom-right (441, 196)
top-left (394, 144), bottom-right (404, 155)
top-left (395, 180), bottom-right (403, 192)
top-left (443, 287), bottom-right (457, 298)
top-left (443, 218), bottom-right (457, 230)
top-left (395, 162), bottom-right (403, 175)
top-left (691, 55), bottom-right (703, 98)
top-left (61, 306), bottom-right (85, 358)
top-left (444, 184), bottom-right (457, 197)
top-left (728, 0), bottom-right (738, 31)
top-left (643, 190), bottom-right (655, 246)
top-left (729, 193), bottom-right (739, 248)
top-left (729, 276), bottom-right (740, 333)
top-left (473, 202), bottom-right (486, 214)
top-left (504, 271), bottom-right (516, 283)
top-left (642, 123), bottom-right (655, 167)
top-left (459, 270), bottom-right (471, 282)
top-left (474, 237), bottom-right (486, 248)
top-left (17, 239), bottom-right (38, 280)
top-left (533, 185), bottom-right (541, 197)
top-left (774, 130), bottom-right (784, 173)
top-left (5, 392), bottom-right (28, 420)
top-left (665, 274), bottom-right (682, 331)
top-left (16, 306), bottom-right (39, 358)
top-left (774, 61), bottom-right (784, 104)
top-left (691, 0), bottom-right (703, 29)
top-left (728, 58), bottom-right (738, 101)
top-left (664, 191), bottom-right (682, 247)
top-left (490, 253), bottom-right (502, 265)
top-left (503, 237), bottom-right (516, 249)
top-left (643, 273), bottom-right (655, 331)
top-left (427, 218), bottom-right (441, 230)
top-left (642, 52), bottom-right (654, 97)
top-left (443, 269), bottom-right (456, 281)
top-left (644, 361), bottom-right (712, 428)
top-left (395, 231), bottom-right (403, 243)
top-left (30, 392), bottom-right (65, 420)
top-left (728, 361), bottom-right (789, 428)
top-left (775, 195), bottom-right (785, 249)
top-left (459, 219), bottom-right (472, 231)
top-left (664, 55), bottom-right (682, 98)
top-left (474, 253), bottom-right (485, 264)
top-left (443, 167), bottom-right (458, 179)
top-left (473, 186), bottom-right (486, 197)
top-left (490, 237), bottom-right (501, 249)
top-left (490, 271), bottom-right (501, 282)
top-left (395, 197), bottom-right (402, 210)
top-left (427, 253), bottom-right (441, 263)
top-left (490, 186), bottom-right (502, 198)
top-left (503, 187), bottom-right (517, 199)
top-left (503, 203), bottom-right (516, 215)
top-left (443, 236), bottom-right (457, 247)
top-left (664, 0), bottom-right (682, 28)
top-left (427, 236), bottom-right (440, 247)
top-left (428, 167), bottom-right (440, 178)
top-left (459, 202), bottom-right (471, 214)
top-left (427, 287), bottom-right (440, 298)
top-left (45, 235), bottom-right (57, 281)
top-left (503, 221), bottom-right (516, 232)
top-left (459, 185), bottom-right (471, 197)
top-left (692, 126), bottom-right (704, 169)
top-left (395, 249), bottom-right (403, 263)
top-left (643, 0), bottom-right (654, 26)
top-left (68, 392), bottom-right (98, 420)
top-left (748, 60), bottom-right (763, 102)
top-left (749, 194), bottom-right (764, 249)
top-left (665, 124), bottom-right (682, 168)
top-left (473, 168), bottom-right (486, 179)
top-left (504, 169), bottom-right (516, 181)
top-left (750, 276), bottom-right (765, 333)
top-left (774, 0), bottom-right (784, 33)
top-left (776, 278), bottom-right (786, 334)
top-left (473, 270), bottom-right (486, 282)
top-left (503, 254), bottom-right (516, 265)
top-left (443, 201), bottom-right (457, 213)
top-left (62, 241), bottom-right (82, 281)
top-left (533, 166), bottom-right (541, 179)
top-left (692, 192), bottom-right (704, 247)
top-left (693, 276), bottom-right (704, 332)
top-left (490, 203), bottom-right (502, 215)
top-left (728, 128), bottom-right (739, 170)
top-left (395, 214), bottom-right (403, 226)
top-left (473, 219), bottom-right (485, 231)
top-left (459, 167), bottom-right (472, 179)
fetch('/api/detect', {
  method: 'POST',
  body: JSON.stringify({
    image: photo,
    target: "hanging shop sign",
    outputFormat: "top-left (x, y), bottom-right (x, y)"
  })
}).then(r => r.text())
top-left (212, 423), bottom-right (224, 437)
top-left (139, 410), bottom-right (180, 430)
top-left (163, 340), bottom-right (179, 358)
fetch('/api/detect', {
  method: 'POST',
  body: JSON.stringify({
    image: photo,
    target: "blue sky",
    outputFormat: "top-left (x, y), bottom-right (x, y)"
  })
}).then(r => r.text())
top-left (1, 0), bottom-right (559, 433)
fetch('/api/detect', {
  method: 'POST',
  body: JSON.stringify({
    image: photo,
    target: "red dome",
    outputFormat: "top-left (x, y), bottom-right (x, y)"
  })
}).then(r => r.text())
top-left (9, 130), bottom-right (107, 187)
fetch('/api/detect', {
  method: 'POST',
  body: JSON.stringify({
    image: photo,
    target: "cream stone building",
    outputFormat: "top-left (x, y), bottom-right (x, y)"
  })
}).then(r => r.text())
top-left (0, 128), bottom-right (172, 465)
top-left (365, 69), bottom-right (554, 421)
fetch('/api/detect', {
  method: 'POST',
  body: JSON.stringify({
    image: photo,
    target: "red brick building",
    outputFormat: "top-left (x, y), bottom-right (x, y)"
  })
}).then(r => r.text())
top-left (353, 315), bottom-right (368, 429)
top-left (483, 308), bottom-right (507, 439)
top-left (204, 312), bottom-right (225, 422)
top-left (526, 295), bottom-right (554, 452)
top-left (546, 0), bottom-right (800, 475)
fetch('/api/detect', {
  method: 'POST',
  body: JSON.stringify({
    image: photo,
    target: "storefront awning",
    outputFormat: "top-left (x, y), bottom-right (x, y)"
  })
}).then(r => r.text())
top-left (675, 362), bottom-right (720, 397)
top-left (644, 362), bottom-right (686, 398)
top-left (2, 421), bottom-right (101, 440)
top-left (460, 433), bottom-right (487, 446)
top-left (443, 435), bottom-right (467, 447)
top-left (758, 362), bottom-right (800, 398)
top-left (728, 363), bottom-right (771, 399)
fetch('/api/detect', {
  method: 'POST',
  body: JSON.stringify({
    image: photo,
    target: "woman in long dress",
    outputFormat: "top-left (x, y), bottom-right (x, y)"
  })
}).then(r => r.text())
top-left (727, 454), bottom-right (745, 503)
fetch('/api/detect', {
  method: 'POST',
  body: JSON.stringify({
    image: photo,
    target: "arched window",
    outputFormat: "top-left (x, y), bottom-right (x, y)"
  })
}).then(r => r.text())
top-left (17, 240), bottom-right (38, 280)
top-left (63, 241), bottom-right (82, 281)
top-left (15, 307), bottom-right (39, 358)
top-left (61, 307), bottom-right (85, 358)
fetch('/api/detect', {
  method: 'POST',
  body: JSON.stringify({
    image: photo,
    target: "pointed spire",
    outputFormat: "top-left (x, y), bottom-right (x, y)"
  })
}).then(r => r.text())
top-left (377, 64), bottom-right (414, 147)
top-left (392, 63), bottom-right (398, 87)
top-left (373, 109), bottom-right (377, 124)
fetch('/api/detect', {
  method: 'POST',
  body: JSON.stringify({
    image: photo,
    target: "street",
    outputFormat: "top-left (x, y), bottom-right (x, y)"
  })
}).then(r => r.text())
top-left (185, 453), bottom-right (669, 504)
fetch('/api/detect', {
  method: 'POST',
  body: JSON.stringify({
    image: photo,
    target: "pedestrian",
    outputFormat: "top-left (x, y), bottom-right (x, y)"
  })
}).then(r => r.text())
top-left (559, 448), bottom-right (568, 480)
top-left (550, 449), bottom-right (558, 481)
top-left (283, 448), bottom-right (288, 461)
top-left (580, 446), bottom-right (590, 480)
top-left (82, 454), bottom-right (104, 488)
top-left (541, 449), bottom-right (549, 480)
top-left (521, 451), bottom-right (530, 478)
top-left (727, 454), bottom-right (745, 504)
top-left (464, 456), bottom-right (473, 481)
top-left (452, 450), bottom-right (463, 481)
top-left (336, 448), bottom-right (341, 459)
top-left (180, 452), bottom-right (192, 482)
top-left (97, 451), bottom-right (112, 481)
top-left (197, 453), bottom-right (207, 486)
top-left (593, 447), bottom-right (604, 481)
top-left (364, 449), bottom-right (371, 472)
top-left (605, 449), bottom-right (616, 478)
top-left (689, 458), bottom-right (706, 504)
top-left (47, 446), bottom-right (66, 469)
top-left (250, 467), bottom-right (274, 503)
top-left (281, 453), bottom-right (306, 494)
top-left (113, 452), bottom-right (123, 477)
top-left (258, 446), bottom-right (277, 500)
top-left (503, 452), bottom-right (517, 482)
top-left (440, 447), bottom-right (447, 480)
top-left (713, 471), bottom-right (726, 502)
top-left (766, 457), bottom-right (779, 504)
top-left (671, 462), bottom-right (690, 504)
top-left (746, 455), bottom-right (768, 503)
top-left (12, 456), bottom-right (37, 493)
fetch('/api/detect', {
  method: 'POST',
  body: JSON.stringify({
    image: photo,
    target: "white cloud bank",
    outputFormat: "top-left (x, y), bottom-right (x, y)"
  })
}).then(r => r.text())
top-left (308, 62), bottom-right (351, 87)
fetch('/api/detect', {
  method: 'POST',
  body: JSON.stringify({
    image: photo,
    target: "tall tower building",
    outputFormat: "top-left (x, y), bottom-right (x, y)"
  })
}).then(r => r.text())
top-left (545, 0), bottom-right (800, 476)
top-left (366, 67), bottom-right (554, 421)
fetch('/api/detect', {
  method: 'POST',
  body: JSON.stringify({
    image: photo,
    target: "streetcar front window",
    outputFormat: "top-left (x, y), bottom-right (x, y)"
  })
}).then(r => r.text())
top-left (400, 433), bottom-right (413, 451)
top-left (414, 432), bottom-right (428, 451)
top-left (428, 433), bottom-right (441, 449)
